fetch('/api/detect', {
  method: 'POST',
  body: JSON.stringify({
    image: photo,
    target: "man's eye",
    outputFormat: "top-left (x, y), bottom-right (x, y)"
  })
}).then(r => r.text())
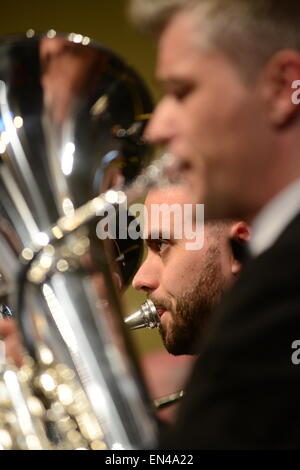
top-left (147, 238), bottom-right (171, 255)
top-left (156, 240), bottom-right (169, 253)
top-left (148, 239), bottom-right (169, 254)
top-left (172, 85), bottom-right (193, 101)
top-left (174, 89), bottom-right (189, 100)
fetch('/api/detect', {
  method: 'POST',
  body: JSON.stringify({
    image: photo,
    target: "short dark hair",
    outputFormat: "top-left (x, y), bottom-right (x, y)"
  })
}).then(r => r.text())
top-left (128, 0), bottom-right (300, 80)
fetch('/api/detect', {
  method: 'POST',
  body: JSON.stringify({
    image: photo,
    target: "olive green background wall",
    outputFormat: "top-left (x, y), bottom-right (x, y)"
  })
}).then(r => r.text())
top-left (0, 0), bottom-right (163, 354)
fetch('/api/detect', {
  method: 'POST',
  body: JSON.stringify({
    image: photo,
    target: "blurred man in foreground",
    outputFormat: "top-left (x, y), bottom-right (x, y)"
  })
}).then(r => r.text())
top-left (129, 0), bottom-right (300, 449)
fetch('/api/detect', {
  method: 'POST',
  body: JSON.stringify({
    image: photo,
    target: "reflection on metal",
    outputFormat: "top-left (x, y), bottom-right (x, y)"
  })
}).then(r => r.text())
top-left (0, 32), bottom-right (176, 450)
top-left (68, 33), bottom-right (91, 45)
top-left (13, 116), bottom-right (23, 129)
top-left (62, 198), bottom-right (75, 218)
top-left (61, 143), bottom-right (75, 176)
top-left (0, 80), bottom-right (47, 231)
top-left (154, 391), bottom-right (185, 410)
top-left (0, 165), bottom-right (41, 243)
top-left (46, 29), bottom-right (56, 38)
top-left (0, 304), bottom-right (13, 319)
top-left (26, 29), bottom-right (35, 38)
top-left (125, 299), bottom-right (160, 330)
top-left (90, 95), bottom-right (108, 117)
top-left (0, 141), bottom-right (6, 154)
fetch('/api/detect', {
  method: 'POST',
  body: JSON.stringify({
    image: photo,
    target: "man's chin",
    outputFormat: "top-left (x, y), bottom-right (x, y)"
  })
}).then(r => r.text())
top-left (204, 185), bottom-right (255, 221)
top-left (182, 173), bottom-right (205, 205)
top-left (160, 331), bottom-right (196, 356)
top-left (165, 343), bottom-right (195, 356)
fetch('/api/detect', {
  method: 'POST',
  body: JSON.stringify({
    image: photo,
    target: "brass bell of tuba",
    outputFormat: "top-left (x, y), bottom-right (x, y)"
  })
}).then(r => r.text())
top-left (0, 31), bottom-right (171, 450)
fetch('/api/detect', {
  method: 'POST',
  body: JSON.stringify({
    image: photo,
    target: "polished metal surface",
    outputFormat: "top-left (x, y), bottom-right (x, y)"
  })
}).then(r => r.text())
top-left (125, 299), bottom-right (160, 330)
top-left (154, 391), bottom-right (185, 410)
top-left (0, 32), bottom-right (160, 450)
top-left (0, 31), bottom-right (152, 248)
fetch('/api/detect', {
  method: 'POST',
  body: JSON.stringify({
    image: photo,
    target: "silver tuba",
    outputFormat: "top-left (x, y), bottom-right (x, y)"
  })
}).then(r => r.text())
top-left (0, 31), bottom-right (170, 450)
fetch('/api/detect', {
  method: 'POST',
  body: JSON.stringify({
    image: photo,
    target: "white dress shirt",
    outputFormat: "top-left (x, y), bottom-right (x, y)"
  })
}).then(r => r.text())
top-left (249, 178), bottom-right (300, 257)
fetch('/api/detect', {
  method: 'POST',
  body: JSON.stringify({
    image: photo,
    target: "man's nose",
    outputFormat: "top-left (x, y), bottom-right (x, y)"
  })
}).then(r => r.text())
top-left (144, 98), bottom-right (176, 145)
top-left (132, 258), bottom-right (160, 293)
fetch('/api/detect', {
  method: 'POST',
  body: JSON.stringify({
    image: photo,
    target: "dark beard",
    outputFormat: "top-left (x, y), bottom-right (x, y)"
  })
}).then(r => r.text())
top-left (157, 246), bottom-right (228, 355)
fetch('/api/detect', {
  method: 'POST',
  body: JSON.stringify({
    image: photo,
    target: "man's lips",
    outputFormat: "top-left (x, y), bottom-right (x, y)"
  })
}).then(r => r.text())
top-left (155, 307), bottom-right (166, 318)
top-left (149, 299), bottom-right (169, 318)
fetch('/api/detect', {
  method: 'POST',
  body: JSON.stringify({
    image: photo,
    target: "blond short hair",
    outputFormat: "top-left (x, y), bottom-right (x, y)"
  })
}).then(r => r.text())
top-left (128, 0), bottom-right (300, 80)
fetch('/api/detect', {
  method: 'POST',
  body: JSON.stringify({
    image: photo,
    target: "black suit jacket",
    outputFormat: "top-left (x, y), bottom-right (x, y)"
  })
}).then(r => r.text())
top-left (159, 212), bottom-right (300, 449)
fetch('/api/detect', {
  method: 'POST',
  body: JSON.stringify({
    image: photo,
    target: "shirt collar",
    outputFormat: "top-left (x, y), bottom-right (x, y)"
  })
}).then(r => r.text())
top-left (249, 178), bottom-right (300, 257)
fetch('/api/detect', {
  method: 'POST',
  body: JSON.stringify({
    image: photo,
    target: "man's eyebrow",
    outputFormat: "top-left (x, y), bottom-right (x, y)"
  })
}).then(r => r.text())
top-left (144, 230), bottom-right (174, 242)
top-left (144, 230), bottom-right (162, 242)
top-left (157, 77), bottom-right (192, 90)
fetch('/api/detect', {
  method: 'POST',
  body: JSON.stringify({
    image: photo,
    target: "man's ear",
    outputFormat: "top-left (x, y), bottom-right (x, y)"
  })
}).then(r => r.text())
top-left (260, 49), bottom-right (300, 127)
top-left (230, 221), bottom-right (251, 275)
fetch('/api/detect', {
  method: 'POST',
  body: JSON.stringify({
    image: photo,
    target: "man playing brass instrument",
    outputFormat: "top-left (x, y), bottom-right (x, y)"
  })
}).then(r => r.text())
top-left (132, 184), bottom-right (249, 356)
top-left (0, 184), bottom-right (249, 364)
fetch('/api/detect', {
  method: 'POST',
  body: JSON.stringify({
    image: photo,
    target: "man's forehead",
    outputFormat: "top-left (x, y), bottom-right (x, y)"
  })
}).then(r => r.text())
top-left (156, 8), bottom-right (232, 92)
top-left (145, 186), bottom-right (194, 206)
top-left (143, 191), bottom-right (179, 236)
top-left (156, 10), bottom-right (205, 79)
top-left (142, 187), bottom-right (200, 239)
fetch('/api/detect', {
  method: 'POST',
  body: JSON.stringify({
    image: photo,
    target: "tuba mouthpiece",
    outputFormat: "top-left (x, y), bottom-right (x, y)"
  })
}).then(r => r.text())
top-left (125, 299), bottom-right (160, 330)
